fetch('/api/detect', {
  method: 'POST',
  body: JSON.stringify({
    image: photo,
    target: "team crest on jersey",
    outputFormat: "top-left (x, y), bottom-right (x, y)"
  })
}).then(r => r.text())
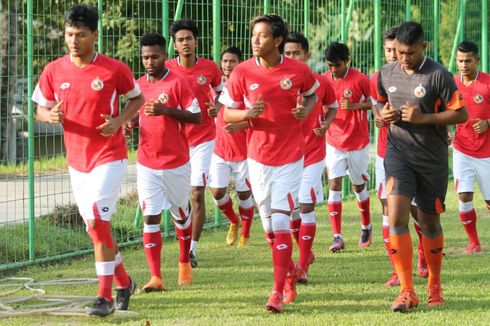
top-left (343, 88), bottom-right (353, 98)
top-left (91, 77), bottom-right (104, 91)
top-left (474, 94), bottom-right (483, 104)
top-left (280, 78), bottom-right (292, 90)
top-left (158, 92), bottom-right (169, 104)
top-left (414, 84), bottom-right (426, 98)
top-left (197, 75), bottom-right (207, 85)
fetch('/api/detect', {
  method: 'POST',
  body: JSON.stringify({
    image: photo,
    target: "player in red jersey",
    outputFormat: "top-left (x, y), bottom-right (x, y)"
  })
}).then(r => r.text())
top-left (283, 32), bottom-right (338, 283)
top-left (127, 33), bottom-right (201, 292)
top-left (323, 42), bottom-right (372, 252)
top-left (220, 14), bottom-right (319, 313)
top-left (209, 47), bottom-right (255, 247)
top-left (371, 27), bottom-right (428, 286)
top-left (454, 41), bottom-right (490, 253)
top-left (32, 4), bottom-right (144, 317)
top-left (166, 19), bottom-right (224, 268)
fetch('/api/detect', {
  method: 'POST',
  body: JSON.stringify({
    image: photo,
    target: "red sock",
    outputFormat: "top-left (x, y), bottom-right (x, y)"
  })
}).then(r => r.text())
top-left (382, 225), bottom-right (396, 270)
top-left (290, 218), bottom-right (302, 247)
top-left (265, 232), bottom-right (275, 250)
top-left (143, 230), bottom-right (162, 278)
top-left (272, 232), bottom-right (293, 293)
top-left (390, 230), bottom-right (414, 291)
top-left (114, 261), bottom-right (130, 288)
top-left (459, 209), bottom-right (480, 245)
top-left (298, 222), bottom-right (316, 270)
top-left (328, 201), bottom-right (342, 235)
top-left (422, 233), bottom-right (444, 286)
top-left (239, 206), bottom-right (254, 237)
top-left (357, 198), bottom-right (371, 227)
top-left (176, 220), bottom-right (192, 263)
top-left (98, 275), bottom-right (113, 301)
top-left (218, 198), bottom-right (240, 224)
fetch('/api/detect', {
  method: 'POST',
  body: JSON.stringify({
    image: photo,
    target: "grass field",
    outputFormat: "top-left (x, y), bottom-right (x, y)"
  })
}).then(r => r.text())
top-left (2, 184), bottom-right (490, 325)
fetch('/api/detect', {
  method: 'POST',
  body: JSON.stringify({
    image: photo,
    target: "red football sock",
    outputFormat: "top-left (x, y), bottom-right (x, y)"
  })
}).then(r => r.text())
top-left (114, 261), bottom-right (130, 288)
top-left (175, 220), bottom-right (192, 263)
top-left (95, 261), bottom-right (115, 301)
top-left (143, 228), bottom-right (162, 278)
top-left (390, 230), bottom-right (414, 291)
top-left (357, 198), bottom-right (371, 227)
top-left (328, 201), bottom-right (342, 235)
top-left (459, 209), bottom-right (480, 245)
top-left (272, 232), bottom-right (293, 293)
top-left (382, 225), bottom-right (396, 270)
top-left (265, 232), bottom-right (275, 250)
top-left (298, 222), bottom-right (316, 271)
top-left (218, 197), bottom-right (240, 224)
top-left (290, 218), bottom-right (302, 247)
top-left (239, 206), bottom-right (254, 237)
top-left (422, 233), bottom-right (444, 286)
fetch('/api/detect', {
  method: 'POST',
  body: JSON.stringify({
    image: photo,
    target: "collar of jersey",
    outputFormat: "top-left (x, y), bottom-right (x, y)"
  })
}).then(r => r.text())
top-left (460, 70), bottom-right (479, 83)
top-left (416, 56), bottom-right (427, 71)
top-left (331, 67), bottom-right (350, 80)
top-left (69, 52), bottom-right (98, 64)
top-left (177, 56), bottom-right (199, 66)
top-left (146, 68), bottom-right (170, 82)
top-left (255, 55), bottom-right (283, 67)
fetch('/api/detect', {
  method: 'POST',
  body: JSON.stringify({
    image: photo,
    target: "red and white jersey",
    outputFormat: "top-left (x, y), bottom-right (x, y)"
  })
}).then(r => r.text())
top-left (32, 53), bottom-right (141, 172)
top-left (214, 96), bottom-right (247, 162)
top-left (454, 71), bottom-right (490, 158)
top-left (136, 70), bottom-right (200, 169)
top-left (324, 67), bottom-right (371, 151)
top-left (370, 70), bottom-right (388, 158)
top-left (303, 73), bottom-right (338, 167)
top-left (166, 57), bottom-right (224, 146)
top-left (219, 56), bottom-right (319, 166)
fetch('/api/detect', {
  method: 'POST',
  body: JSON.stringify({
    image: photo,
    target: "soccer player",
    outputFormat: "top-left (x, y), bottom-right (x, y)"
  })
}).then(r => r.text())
top-left (219, 14), bottom-right (318, 313)
top-left (377, 21), bottom-right (467, 312)
top-left (323, 42), bottom-right (372, 252)
top-left (32, 4), bottom-right (144, 316)
top-left (166, 19), bottom-right (224, 267)
top-left (454, 41), bottom-right (490, 253)
top-left (209, 47), bottom-right (254, 247)
top-left (129, 33), bottom-right (201, 292)
top-left (283, 32), bottom-right (338, 283)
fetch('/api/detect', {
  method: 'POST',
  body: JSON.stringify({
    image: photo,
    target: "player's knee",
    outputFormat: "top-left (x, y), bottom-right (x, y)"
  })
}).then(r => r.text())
top-left (87, 219), bottom-right (113, 249)
top-left (144, 214), bottom-right (162, 225)
top-left (211, 188), bottom-right (227, 201)
top-left (299, 203), bottom-right (315, 214)
top-left (458, 192), bottom-right (473, 203)
top-left (352, 183), bottom-right (365, 193)
top-left (329, 178), bottom-right (343, 191)
top-left (237, 190), bottom-right (252, 201)
top-left (190, 187), bottom-right (205, 202)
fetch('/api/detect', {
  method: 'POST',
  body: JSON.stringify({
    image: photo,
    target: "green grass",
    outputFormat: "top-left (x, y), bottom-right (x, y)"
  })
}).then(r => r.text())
top-left (2, 183), bottom-right (490, 325)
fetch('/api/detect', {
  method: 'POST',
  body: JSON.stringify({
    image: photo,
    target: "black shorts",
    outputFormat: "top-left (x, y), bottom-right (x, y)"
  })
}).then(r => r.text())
top-left (384, 149), bottom-right (448, 215)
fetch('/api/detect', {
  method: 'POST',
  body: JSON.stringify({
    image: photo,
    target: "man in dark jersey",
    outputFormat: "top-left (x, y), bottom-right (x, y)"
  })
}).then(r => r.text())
top-left (377, 21), bottom-right (467, 312)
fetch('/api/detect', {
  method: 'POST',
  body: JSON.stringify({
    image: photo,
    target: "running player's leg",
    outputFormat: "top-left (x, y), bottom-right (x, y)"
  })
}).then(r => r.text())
top-left (233, 159), bottom-right (254, 246)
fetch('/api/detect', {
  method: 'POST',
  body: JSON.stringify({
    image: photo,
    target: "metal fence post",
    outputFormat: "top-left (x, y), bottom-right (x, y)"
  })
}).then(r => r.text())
top-left (343, 0), bottom-right (355, 42)
top-left (433, 0), bottom-right (439, 62)
top-left (98, 0), bottom-right (103, 53)
top-left (341, 0), bottom-right (346, 41)
top-left (405, 0), bottom-right (411, 21)
top-left (374, 0), bottom-right (381, 70)
top-left (27, 0), bottom-right (35, 262)
top-left (482, 0), bottom-right (488, 72)
top-left (449, 0), bottom-right (467, 73)
top-left (213, 0), bottom-right (222, 227)
top-left (264, 0), bottom-right (270, 13)
top-left (304, 0), bottom-right (310, 37)
top-left (167, 0), bottom-right (184, 57)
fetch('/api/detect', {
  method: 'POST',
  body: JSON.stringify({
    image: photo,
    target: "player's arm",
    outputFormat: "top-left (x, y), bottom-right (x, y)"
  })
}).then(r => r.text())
top-left (401, 103), bottom-right (468, 125)
top-left (143, 99), bottom-right (201, 124)
top-left (472, 118), bottom-right (490, 134)
top-left (341, 99), bottom-right (372, 110)
top-left (223, 121), bottom-right (249, 134)
top-left (376, 71), bottom-right (400, 124)
top-left (36, 101), bottom-right (64, 124)
top-left (323, 104), bottom-right (338, 129)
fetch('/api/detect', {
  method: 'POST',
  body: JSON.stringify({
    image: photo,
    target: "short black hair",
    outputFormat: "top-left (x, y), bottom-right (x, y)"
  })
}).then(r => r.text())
top-left (170, 19), bottom-right (199, 40)
top-left (65, 4), bottom-right (98, 32)
top-left (324, 42), bottom-right (350, 62)
top-left (251, 14), bottom-right (289, 52)
top-left (396, 21), bottom-right (424, 45)
top-left (457, 41), bottom-right (479, 56)
top-left (285, 32), bottom-right (309, 53)
top-left (384, 26), bottom-right (398, 41)
top-left (141, 32), bottom-right (166, 49)
top-left (222, 46), bottom-right (243, 61)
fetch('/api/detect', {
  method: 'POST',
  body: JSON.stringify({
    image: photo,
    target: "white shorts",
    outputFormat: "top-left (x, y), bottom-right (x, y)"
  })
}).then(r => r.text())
top-left (137, 162), bottom-right (191, 220)
top-left (189, 140), bottom-right (214, 187)
top-left (375, 155), bottom-right (386, 200)
top-left (248, 158), bottom-right (303, 218)
top-left (298, 160), bottom-right (325, 204)
top-left (325, 143), bottom-right (370, 185)
top-left (69, 160), bottom-right (127, 223)
top-left (453, 148), bottom-right (490, 200)
top-left (209, 153), bottom-right (250, 192)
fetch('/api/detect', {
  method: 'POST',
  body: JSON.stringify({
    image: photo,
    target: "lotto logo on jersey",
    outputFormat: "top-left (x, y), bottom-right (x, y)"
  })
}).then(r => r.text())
top-left (91, 77), bottom-right (104, 91)
top-left (414, 84), bottom-right (426, 98)
top-left (343, 88), bottom-right (353, 98)
top-left (158, 92), bottom-right (169, 104)
top-left (280, 78), bottom-right (292, 90)
top-left (474, 94), bottom-right (483, 104)
top-left (60, 82), bottom-right (71, 90)
top-left (197, 75), bottom-right (207, 85)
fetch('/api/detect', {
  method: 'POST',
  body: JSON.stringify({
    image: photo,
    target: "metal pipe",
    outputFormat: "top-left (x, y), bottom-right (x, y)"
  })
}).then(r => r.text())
top-left (27, 0), bottom-right (35, 262)
top-left (97, 0), bottom-right (103, 53)
top-left (304, 0), bottom-right (310, 37)
top-left (264, 0), bottom-right (270, 13)
top-left (405, 0), bottom-right (411, 21)
top-left (163, 0), bottom-right (169, 43)
top-left (341, 0), bottom-right (346, 41)
top-left (482, 0), bottom-right (488, 72)
top-left (449, 0), bottom-right (467, 72)
top-left (374, 0), bottom-right (381, 70)
top-left (433, 0), bottom-right (439, 62)
top-left (167, 0), bottom-right (184, 57)
top-left (459, 0), bottom-right (466, 43)
top-left (212, 0), bottom-right (221, 64)
top-left (344, 0), bottom-right (355, 42)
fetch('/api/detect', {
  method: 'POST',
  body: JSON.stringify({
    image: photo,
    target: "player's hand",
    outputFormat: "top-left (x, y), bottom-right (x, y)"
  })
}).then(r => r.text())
top-left (401, 102), bottom-right (426, 124)
top-left (340, 97), bottom-right (356, 110)
top-left (292, 96), bottom-right (307, 120)
top-left (380, 102), bottom-right (400, 124)
top-left (246, 94), bottom-right (267, 119)
top-left (374, 112), bottom-right (385, 128)
top-left (223, 122), bottom-right (244, 134)
top-left (206, 102), bottom-right (219, 118)
top-left (96, 114), bottom-right (122, 137)
top-left (48, 100), bottom-right (64, 124)
top-left (447, 131), bottom-right (453, 145)
top-left (471, 118), bottom-right (489, 134)
top-left (123, 120), bottom-right (136, 137)
top-left (144, 99), bottom-right (168, 116)
top-left (313, 119), bottom-right (328, 137)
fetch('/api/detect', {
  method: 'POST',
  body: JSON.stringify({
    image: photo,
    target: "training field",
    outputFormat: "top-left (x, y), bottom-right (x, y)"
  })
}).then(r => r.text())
top-left (2, 184), bottom-right (489, 325)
